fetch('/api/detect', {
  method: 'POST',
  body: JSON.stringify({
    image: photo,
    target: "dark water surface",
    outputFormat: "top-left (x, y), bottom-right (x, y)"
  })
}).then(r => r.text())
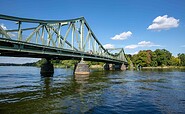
top-left (0, 66), bottom-right (185, 113)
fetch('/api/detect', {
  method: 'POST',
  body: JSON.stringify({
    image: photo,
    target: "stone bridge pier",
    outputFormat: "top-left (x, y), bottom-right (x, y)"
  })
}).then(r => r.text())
top-left (74, 59), bottom-right (90, 75)
top-left (40, 59), bottom-right (126, 77)
top-left (40, 58), bottom-right (90, 77)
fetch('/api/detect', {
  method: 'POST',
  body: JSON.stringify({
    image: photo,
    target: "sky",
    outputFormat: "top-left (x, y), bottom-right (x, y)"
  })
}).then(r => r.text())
top-left (0, 0), bottom-right (185, 63)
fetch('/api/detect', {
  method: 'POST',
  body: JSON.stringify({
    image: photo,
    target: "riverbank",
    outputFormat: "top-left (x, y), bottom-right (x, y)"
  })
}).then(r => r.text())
top-left (1, 63), bottom-right (185, 70)
top-left (90, 65), bottom-right (103, 69)
top-left (142, 66), bottom-right (185, 69)
top-left (52, 64), bottom-right (104, 69)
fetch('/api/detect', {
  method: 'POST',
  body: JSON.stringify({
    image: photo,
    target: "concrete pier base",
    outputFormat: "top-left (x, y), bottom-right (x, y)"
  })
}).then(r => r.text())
top-left (74, 60), bottom-right (90, 75)
top-left (109, 64), bottom-right (115, 70)
top-left (40, 59), bottom-right (54, 77)
top-left (120, 64), bottom-right (127, 70)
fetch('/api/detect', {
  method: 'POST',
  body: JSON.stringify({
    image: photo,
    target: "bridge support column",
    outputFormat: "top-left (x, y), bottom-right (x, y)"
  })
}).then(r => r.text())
top-left (103, 63), bottom-right (110, 70)
top-left (120, 64), bottom-right (127, 70)
top-left (109, 64), bottom-right (115, 70)
top-left (40, 59), bottom-right (54, 77)
top-left (74, 59), bottom-right (90, 75)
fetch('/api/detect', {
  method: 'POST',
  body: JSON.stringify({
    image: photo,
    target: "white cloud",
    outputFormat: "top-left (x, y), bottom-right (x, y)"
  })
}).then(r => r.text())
top-left (125, 41), bottom-right (160, 49)
top-left (125, 44), bottom-right (138, 49)
top-left (138, 41), bottom-right (153, 45)
top-left (147, 15), bottom-right (179, 31)
top-left (111, 31), bottom-right (132, 40)
top-left (133, 51), bottom-right (138, 55)
top-left (103, 44), bottom-right (115, 49)
top-left (0, 24), bottom-right (7, 30)
top-left (0, 23), bottom-right (15, 37)
top-left (128, 51), bottom-right (139, 55)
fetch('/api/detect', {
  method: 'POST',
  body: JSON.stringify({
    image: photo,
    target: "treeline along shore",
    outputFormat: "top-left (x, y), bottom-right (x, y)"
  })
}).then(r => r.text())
top-left (0, 49), bottom-right (185, 69)
top-left (0, 62), bottom-right (37, 66)
top-left (126, 49), bottom-right (185, 69)
top-left (0, 59), bottom-right (104, 69)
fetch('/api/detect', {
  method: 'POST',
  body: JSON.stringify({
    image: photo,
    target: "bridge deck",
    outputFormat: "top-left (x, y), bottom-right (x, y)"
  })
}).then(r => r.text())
top-left (0, 14), bottom-right (128, 64)
top-left (0, 38), bottom-right (125, 64)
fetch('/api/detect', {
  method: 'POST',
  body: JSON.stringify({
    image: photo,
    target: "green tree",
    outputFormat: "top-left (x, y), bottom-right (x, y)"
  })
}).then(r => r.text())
top-left (145, 50), bottom-right (152, 66)
top-left (36, 58), bottom-right (47, 67)
top-left (150, 51), bottom-right (158, 67)
top-left (62, 60), bottom-right (78, 67)
top-left (125, 54), bottom-right (133, 69)
top-left (132, 51), bottom-right (148, 67)
top-left (154, 49), bottom-right (172, 66)
top-left (178, 53), bottom-right (185, 66)
top-left (132, 50), bottom-right (156, 67)
top-left (169, 56), bottom-right (180, 66)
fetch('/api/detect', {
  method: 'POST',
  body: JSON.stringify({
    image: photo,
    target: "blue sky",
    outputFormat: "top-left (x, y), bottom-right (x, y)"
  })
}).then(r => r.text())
top-left (0, 0), bottom-right (185, 63)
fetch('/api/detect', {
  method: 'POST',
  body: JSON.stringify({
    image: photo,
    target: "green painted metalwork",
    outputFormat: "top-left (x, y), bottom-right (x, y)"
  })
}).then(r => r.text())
top-left (0, 14), bottom-right (127, 64)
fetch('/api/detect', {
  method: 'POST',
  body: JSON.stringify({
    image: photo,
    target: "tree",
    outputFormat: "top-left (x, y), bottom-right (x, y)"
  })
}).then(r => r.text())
top-left (125, 54), bottom-right (133, 69)
top-left (146, 50), bottom-right (152, 65)
top-left (154, 49), bottom-right (172, 66)
top-left (132, 51), bottom-right (148, 67)
top-left (178, 53), bottom-right (185, 66)
top-left (36, 58), bottom-right (47, 67)
top-left (62, 60), bottom-right (78, 67)
top-left (169, 56), bottom-right (180, 66)
top-left (132, 50), bottom-right (156, 67)
top-left (150, 51), bottom-right (158, 67)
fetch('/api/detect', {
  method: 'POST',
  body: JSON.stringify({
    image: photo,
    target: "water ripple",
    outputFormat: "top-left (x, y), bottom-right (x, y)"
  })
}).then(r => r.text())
top-left (0, 67), bottom-right (185, 113)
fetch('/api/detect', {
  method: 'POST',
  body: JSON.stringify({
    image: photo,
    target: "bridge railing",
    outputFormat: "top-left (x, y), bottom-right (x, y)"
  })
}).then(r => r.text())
top-left (0, 14), bottom-right (127, 63)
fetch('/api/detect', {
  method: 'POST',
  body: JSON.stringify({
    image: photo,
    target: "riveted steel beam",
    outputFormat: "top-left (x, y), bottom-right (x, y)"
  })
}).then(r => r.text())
top-left (0, 14), bottom-right (128, 63)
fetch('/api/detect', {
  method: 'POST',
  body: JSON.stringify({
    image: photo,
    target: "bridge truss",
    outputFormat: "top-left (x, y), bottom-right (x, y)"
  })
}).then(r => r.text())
top-left (0, 14), bottom-right (127, 64)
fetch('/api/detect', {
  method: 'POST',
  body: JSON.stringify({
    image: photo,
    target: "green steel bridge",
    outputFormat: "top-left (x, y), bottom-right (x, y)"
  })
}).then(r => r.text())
top-left (0, 14), bottom-right (127, 65)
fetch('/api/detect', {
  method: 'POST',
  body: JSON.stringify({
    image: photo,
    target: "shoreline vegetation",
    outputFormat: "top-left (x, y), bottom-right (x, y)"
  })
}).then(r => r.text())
top-left (0, 49), bottom-right (184, 70)
top-left (142, 66), bottom-right (185, 69)
top-left (1, 63), bottom-right (185, 69)
top-left (127, 49), bottom-right (185, 69)
top-left (0, 63), bottom-right (185, 69)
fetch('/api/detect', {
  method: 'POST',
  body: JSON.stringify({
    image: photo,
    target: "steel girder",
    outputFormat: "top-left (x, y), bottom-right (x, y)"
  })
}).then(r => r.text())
top-left (0, 14), bottom-right (127, 63)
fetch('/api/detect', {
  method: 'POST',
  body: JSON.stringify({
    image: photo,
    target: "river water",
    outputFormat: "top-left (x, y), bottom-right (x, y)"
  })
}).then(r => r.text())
top-left (0, 66), bottom-right (185, 113)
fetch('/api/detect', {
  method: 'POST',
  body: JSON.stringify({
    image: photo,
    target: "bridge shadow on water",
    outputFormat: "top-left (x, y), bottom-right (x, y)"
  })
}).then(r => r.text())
top-left (34, 69), bottom-right (112, 113)
top-left (0, 68), bottom-right (110, 113)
